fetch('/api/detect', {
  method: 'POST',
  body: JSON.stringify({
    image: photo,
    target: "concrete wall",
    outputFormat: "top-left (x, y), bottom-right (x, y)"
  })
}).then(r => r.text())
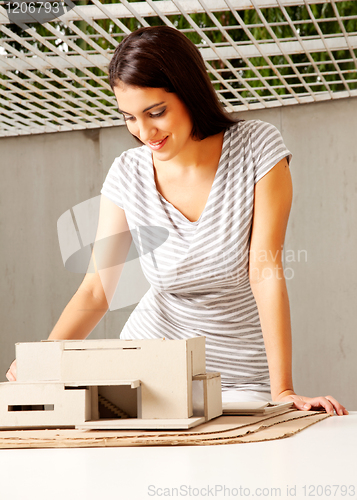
top-left (0, 126), bottom-right (139, 370)
top-left (239, 98), bottom-right (357, 410)
top-left (1, 97), bottom-right (356, 409)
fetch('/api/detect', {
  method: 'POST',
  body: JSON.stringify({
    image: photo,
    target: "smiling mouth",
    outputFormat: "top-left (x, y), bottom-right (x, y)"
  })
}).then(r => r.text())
top-left (147, 136), bottom-right (168, 150)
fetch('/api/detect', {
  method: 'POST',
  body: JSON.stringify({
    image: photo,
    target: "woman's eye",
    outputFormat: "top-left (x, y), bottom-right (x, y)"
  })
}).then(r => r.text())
top-left (123, 115), bottom-right (134, 122)
top-left (150, 109), bottom-right (166, 118)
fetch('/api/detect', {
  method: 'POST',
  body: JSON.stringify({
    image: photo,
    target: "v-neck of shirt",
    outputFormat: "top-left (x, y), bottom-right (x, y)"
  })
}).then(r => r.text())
top-left (149, 127), bottom-right (230, 226)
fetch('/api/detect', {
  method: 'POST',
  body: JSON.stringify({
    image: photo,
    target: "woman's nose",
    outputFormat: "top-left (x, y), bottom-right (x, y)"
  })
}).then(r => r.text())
top-left (138, 121), bottom-right (157, 142)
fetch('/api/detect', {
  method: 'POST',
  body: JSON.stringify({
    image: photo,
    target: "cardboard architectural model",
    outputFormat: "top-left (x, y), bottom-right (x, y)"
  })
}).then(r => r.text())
top-left (0, 337), bottom-right (222, 430)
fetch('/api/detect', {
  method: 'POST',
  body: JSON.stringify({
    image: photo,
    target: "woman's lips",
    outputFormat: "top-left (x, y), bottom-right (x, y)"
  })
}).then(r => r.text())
top-left (147, 136), bottom-right (168, 151)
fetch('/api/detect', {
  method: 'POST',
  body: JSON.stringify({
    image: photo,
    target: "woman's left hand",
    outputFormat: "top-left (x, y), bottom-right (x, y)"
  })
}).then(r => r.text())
top-left (275, 391), bottom-right (349, 416)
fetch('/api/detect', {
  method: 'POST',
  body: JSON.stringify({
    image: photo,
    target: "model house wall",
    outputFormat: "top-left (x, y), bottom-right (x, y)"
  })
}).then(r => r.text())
top-left (0, 337), bottom-right (222, 430)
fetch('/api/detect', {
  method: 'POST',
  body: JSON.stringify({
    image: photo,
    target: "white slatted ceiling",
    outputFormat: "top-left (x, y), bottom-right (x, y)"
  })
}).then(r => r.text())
top-left (0, 0), bottom-right (356, 136)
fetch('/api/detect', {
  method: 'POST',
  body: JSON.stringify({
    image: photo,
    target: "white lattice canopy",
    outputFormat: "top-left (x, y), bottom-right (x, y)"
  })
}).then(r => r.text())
top-left (0, 0), bottom-right (356, 136)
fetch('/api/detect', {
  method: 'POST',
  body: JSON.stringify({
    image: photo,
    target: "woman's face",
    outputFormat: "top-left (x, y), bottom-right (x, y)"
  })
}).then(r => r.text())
top-left (113, 83), bottom-right (194, 162)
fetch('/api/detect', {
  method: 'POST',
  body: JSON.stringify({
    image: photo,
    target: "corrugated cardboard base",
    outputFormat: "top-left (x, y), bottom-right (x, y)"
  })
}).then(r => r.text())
top-left (0, 410), bottom-right (330, 449)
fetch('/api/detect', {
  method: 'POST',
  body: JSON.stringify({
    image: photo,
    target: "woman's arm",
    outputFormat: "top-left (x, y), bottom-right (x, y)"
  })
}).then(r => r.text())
top-left (6, 195), bottom-right (132, 381)
top-left (48, 194), bottom-right (132, 340)
top-left (249, 158), bottom-right (348, 416)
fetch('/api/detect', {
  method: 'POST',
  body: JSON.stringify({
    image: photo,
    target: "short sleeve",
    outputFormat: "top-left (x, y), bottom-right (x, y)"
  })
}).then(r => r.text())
top-left (101, 155), bottom-right (125, 210)
top-left (252, 120), bottom-right (292, 184)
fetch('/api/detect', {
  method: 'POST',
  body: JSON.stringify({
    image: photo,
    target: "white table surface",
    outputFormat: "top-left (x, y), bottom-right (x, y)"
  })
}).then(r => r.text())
top-left (0, 412), bottom-right (356, 500)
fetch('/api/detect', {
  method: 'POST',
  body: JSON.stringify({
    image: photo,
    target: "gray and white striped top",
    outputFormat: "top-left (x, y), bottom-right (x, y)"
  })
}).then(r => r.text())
top-left (101, 119), bottom-right (292, 394)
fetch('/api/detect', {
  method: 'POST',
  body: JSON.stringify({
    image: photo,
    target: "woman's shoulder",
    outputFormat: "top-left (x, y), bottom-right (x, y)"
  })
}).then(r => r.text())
top-left (113, 144), bottom-right (151, 167)
top-left (101, 144), bottom-right (152, 207)
top-left (108, 145), bottom-right (152, 181)
top-left (228, 120), bottom-right (286, 153)
top-left (229, 119), bottom-right (279, 137)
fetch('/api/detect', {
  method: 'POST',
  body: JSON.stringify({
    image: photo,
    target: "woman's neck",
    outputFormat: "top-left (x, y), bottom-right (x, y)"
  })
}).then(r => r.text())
top-left (153, 130), bottom-right (224, 175)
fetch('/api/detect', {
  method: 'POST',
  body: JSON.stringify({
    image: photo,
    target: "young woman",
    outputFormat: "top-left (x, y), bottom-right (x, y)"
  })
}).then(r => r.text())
top-left (7, 26), bottom-right (347, 415)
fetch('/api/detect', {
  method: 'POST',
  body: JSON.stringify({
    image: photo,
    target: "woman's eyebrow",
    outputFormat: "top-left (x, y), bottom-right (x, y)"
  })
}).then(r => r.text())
top-left (119, 101), bottom-right (166, 115)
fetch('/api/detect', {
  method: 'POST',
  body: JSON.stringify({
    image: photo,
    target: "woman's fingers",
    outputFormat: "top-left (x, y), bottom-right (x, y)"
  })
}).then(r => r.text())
top-left (304, 396), bottom-right (335, 415)
top-left (5, 360), bottom-right (17, 382)
top-left (296, 396), bottom-right (348, 416)
top-left (283, 394), bottom-right (348, 416)
top-left (6, 369), bottom-right (15, 381)
top-left (324, 395), bottom-right (349, 415)
top-left (309, 395), bottom-right (348, 415)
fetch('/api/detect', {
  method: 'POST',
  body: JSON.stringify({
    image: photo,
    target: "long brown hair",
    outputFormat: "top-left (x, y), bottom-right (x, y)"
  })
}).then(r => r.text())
top-left (108, 26), bottom-right (237, 140)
